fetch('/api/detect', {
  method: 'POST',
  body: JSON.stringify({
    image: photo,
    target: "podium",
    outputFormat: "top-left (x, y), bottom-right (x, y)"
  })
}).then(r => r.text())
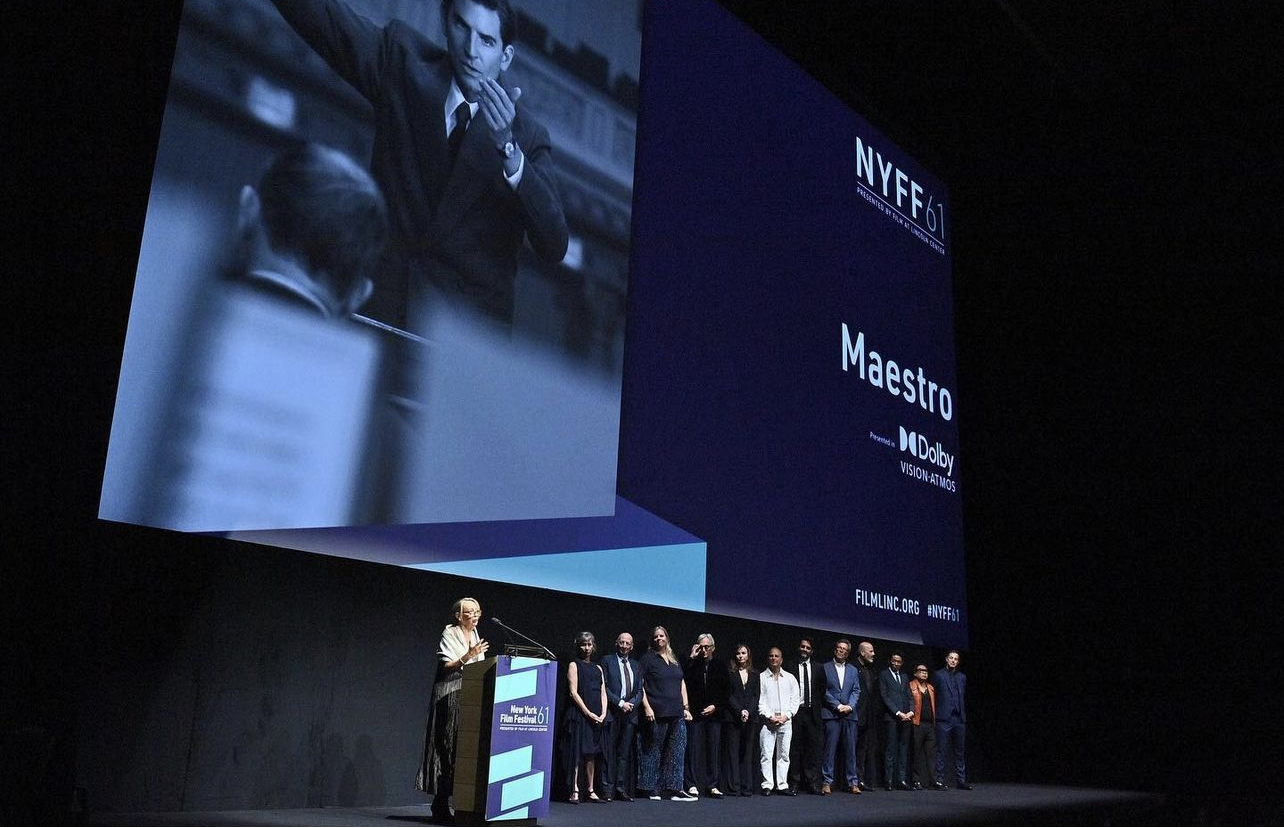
top-left (454, 655), bottom-right (559, 822)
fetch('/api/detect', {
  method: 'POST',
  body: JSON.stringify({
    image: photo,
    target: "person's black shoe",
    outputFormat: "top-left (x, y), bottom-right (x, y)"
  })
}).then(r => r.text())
top-left (885, 784), bottom-right (894, 791)
top-left (897, 781), bottom-right (910, 791)
top-left (931, 781), bottom-right (948, 791)
top-left (858, 783), bottom-right (874, 792)
top-left (430, 797), bottom-right (454, 824)
top-left (615, 789), bottom-right (633, 802)
top-left (760, 788), bottom-right (772, 796)
top-left (912, 782), bottom-right (923, 790)
top-left (957, 782), bottom-right (974, 790)
top-left (783, 788), bottom-right (798, 796)
top-left (740, 790), bottom-right (753, 797)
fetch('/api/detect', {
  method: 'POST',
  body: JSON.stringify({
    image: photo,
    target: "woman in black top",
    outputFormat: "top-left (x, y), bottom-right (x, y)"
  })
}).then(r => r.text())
top-left (636, 626), bottom-right (695, 800)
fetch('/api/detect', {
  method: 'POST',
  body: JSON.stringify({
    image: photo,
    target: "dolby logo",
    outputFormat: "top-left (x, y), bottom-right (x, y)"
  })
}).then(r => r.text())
top-left (898, 426), bottom-right (955, 477)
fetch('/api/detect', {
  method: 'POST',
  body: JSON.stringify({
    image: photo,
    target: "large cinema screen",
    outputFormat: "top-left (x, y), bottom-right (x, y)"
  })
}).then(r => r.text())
top-left (615, 0), bottom-right (965, 646)
top-left (100, 0), bottom-right (966, 648)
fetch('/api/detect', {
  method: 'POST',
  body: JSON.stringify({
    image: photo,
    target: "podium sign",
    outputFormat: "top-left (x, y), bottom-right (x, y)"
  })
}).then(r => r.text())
top-left (454, 656), bottom-right (558, 822)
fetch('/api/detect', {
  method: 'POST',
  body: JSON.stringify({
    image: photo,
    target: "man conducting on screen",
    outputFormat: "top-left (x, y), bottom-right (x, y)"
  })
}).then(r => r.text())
top-left (269, 0), bottom-right (569, 329)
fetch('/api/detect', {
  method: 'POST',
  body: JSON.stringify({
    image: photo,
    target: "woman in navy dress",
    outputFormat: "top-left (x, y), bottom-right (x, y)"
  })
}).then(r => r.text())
top-left (565, 631), bottom-right (608, 803)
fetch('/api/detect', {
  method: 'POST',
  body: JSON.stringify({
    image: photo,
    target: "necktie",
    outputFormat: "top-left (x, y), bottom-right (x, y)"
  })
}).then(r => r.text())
top-left (622, 657), bottom-right (632, 696)
top-left (802, 662), bottom-right (810, 707)
top-left (893, 671), bottom-right (900, 684)
top-left (448, 101), bottom-right (471, 165)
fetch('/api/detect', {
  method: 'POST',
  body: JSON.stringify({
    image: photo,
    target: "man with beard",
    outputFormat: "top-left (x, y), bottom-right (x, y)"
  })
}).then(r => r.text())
top-left (786, 637), bottom-right (826, 794)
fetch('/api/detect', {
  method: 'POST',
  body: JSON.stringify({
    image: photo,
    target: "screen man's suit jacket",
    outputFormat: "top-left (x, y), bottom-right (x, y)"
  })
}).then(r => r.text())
top-left (270, 0), bottom-right (569, 325)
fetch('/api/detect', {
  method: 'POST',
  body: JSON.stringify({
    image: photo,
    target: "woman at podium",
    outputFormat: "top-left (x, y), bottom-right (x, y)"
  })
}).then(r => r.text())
top-left (416, 596), bottom-right (490, 819)
top-left (563, 631), bottom-right (608, 803)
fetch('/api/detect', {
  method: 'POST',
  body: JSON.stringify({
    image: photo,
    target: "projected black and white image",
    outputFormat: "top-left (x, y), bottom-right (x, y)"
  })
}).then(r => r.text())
top-left (100, 0), bottom-right (641, 531)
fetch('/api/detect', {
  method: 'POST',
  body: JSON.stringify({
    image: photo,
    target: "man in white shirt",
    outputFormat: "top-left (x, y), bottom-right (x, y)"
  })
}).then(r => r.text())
top-left (757, 647), bottom-right (801, 795)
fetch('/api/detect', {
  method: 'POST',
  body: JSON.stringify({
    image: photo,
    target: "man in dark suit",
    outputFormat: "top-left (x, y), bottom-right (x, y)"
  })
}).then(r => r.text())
top-left (787, 637), bottom-right (826, 794)
top-left (819, 639), bottom-right (861, 795)
top-left (930, 650), bottom-right (972, 790)
top-left (601, 631), bottom-right (642, 801)
top-left (683, 633), bottom-right (731, 797)
top-left (854, 641), bottom-right (880, 791)
top-left (880, 652), bottom-right (914, 790)
top-left (269, 0), bottom-right (569, 329)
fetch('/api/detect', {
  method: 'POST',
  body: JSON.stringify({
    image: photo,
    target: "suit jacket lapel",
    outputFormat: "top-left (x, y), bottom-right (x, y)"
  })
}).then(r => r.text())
top-left (430, 104), bottom-right (503, 241)
top-left (412, 58), bottom-right (454, 213)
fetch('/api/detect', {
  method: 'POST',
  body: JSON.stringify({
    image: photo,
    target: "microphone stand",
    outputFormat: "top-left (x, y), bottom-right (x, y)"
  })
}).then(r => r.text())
top-left (490, 617), bottom-right (557, 661)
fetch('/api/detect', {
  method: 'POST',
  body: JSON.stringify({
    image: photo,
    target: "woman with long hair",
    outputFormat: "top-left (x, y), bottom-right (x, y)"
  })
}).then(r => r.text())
top-left (636, 626), bottom-right (696, 801)
top-left (723, 643), bottom-right (761, 796)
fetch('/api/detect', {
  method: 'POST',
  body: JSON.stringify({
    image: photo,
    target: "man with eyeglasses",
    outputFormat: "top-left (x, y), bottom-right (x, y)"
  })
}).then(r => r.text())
top-left (683, 634), bottom-right (730, 798)
top-left (601, 632), bottom-right (642, 801)
top-left (820, 639), bottom-right (862, 795)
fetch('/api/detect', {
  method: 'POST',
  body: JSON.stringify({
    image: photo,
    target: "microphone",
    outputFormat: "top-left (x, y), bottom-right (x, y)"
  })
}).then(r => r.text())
top-left (491, 617), bottom-right (557, 661)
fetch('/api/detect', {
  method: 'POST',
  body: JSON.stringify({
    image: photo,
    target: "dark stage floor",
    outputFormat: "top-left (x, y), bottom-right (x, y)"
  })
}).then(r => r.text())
top-left (86, 783), bottom-right (1168, 826)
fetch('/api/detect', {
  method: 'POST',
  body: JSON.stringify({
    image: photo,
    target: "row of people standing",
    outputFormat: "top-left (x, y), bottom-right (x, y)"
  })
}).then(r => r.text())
top-left (790, 638), bottom-right (971, 795)
top-left (560, 629), bottom-right (971, 804)
top-left (565, 627), bottom-right (694, 802)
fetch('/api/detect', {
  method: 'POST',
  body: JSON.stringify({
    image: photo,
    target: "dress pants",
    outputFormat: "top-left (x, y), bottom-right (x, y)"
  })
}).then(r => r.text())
top-left (723, 718), bottom-right (760, 793)
top-left (822, 717), bottom-right (859, 787)
top-left (603, 715), bottom-right (636, 796)
top-left (759, 722), bottom-right (793, 790)
top-left (884, 718), bottom-right (910, 785)
top-left (684, 716), bottom-right (721, 791)
top-left (911, 722), bottom-right (936, 786)
top-left (856, 714), bottom-right (881, 787)
top-left (934, 715), bottom-right (966, 785)
top-left (788, 711), bottom-right (822, 792)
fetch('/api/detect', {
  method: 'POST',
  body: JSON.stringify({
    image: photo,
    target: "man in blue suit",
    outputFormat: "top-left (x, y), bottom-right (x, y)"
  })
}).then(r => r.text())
top-left (601, 631), bottom-right (643, 800)
top-left (820, 639), bottom-right (862, 795)
top-left (930, 650), bottom-right (972, 790)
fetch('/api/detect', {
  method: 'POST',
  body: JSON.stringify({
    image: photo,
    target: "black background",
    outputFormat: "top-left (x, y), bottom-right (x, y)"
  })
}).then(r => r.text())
top-left (7, 0), bottom-right (1281, 821)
